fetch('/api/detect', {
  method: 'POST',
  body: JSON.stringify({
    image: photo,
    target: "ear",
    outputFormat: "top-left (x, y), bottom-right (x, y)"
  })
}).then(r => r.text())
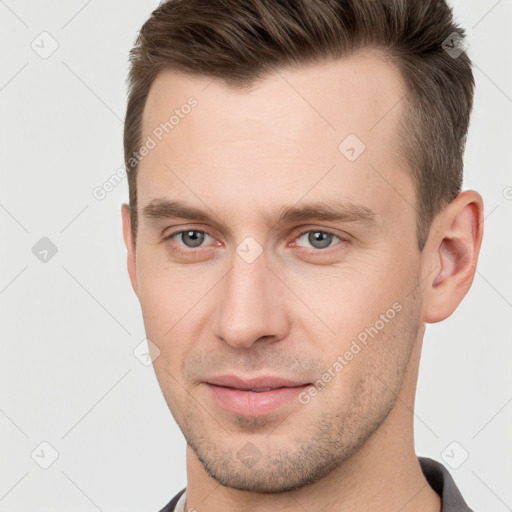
top-left (421, 190), bottom-right (484, 323)
top-left (121, 204), bottom-right (138, 296)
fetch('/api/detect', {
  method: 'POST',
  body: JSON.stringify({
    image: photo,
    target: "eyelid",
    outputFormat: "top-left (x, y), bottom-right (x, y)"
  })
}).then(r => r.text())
top-left (162, 224), bottom-right (214, 240)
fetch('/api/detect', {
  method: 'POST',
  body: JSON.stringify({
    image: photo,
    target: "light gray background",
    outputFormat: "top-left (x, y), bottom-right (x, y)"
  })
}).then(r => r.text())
top-left (0, 1), bottom-right (511, 511)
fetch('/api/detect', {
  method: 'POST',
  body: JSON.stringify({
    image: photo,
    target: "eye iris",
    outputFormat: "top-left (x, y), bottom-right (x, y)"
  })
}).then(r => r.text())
top-left (308, 231), bottom-right (332, 249)
top-left (181, 230), bottom-right (205, 247)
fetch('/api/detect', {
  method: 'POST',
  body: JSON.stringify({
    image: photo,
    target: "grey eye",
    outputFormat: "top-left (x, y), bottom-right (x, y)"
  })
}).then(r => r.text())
top-left (297, 231), bottom-right (339, 249)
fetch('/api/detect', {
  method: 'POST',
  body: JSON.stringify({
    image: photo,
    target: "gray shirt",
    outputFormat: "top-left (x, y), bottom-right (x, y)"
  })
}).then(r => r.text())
top-left (158, 456), bottom-right (474, 511)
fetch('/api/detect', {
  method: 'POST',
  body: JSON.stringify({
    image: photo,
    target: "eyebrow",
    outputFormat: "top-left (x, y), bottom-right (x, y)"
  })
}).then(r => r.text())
top-left (142, 198), bottom-right (378, 229)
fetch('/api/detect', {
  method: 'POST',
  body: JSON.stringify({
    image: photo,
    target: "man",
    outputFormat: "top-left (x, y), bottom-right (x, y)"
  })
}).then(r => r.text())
top-left (121, 1), bottom-right (483, 510)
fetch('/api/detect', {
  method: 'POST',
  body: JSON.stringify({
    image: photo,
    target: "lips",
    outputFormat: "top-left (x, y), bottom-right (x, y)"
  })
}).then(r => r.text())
top-left (204, 375), bottom-right (312, 416)
top-left (205, 374), bottom-right (309, 391)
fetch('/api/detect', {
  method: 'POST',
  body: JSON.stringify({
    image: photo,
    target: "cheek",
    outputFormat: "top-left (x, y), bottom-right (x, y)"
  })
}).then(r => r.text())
top-left (138, 280), bottom-right (172, 337)
top-left (136, 250), bottom-right (198, 330)
top-left (315, 296), bottom-right (418, 411)
top-left (136, 257), bottom-right (214, 366)
top-left (286, 256), bottom-right (410, 339)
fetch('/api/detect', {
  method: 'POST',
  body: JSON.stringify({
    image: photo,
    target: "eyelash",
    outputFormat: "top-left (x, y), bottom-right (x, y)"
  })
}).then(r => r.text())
top-left (162, 228), bottom-right (348, 254)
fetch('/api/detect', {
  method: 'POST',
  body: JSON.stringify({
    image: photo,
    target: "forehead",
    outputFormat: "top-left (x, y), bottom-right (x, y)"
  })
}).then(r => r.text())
top-left (143, 51), bottom-right (406, 147)
top-left (137, 52), bottom-right (412, 226)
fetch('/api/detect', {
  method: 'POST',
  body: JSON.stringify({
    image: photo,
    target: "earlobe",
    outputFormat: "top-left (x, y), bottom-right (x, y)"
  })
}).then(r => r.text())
top-left (121, 204), bottom-right (138, 296)
top-left (422, 191), bottom-right (484, 323)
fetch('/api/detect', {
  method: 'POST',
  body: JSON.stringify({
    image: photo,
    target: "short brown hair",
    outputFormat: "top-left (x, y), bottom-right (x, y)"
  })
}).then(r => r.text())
top-left (124, 0), bottom-right (474, 250)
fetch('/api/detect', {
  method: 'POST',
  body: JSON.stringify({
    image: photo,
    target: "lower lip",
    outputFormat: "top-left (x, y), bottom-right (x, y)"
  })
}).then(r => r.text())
top-left (205, 383), bottom-right (310, 417)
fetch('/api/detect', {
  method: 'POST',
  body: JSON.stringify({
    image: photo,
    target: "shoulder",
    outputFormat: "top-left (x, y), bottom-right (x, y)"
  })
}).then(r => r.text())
top-left (419, 456), bottom-right (476, 512)
top-left (156, 488), bottom-right (186, 512)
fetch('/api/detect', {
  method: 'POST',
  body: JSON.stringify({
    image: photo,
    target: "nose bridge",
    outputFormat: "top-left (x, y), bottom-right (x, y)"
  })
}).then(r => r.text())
top-left (214, 250), bottom-right (288, 348)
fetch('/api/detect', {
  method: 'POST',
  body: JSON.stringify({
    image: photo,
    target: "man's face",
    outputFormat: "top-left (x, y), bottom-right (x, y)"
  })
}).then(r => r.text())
top-left (126, 53), bottom-right (427, 492)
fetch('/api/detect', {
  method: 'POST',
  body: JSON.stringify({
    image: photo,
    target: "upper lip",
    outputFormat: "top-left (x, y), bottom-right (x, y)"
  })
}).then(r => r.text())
top-left (205, 375), bottom-right (310, 390)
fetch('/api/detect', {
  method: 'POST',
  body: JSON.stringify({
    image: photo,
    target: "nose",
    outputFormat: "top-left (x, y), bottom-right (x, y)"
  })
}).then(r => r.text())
top-left (213, 250), bottom-right (290, 349)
